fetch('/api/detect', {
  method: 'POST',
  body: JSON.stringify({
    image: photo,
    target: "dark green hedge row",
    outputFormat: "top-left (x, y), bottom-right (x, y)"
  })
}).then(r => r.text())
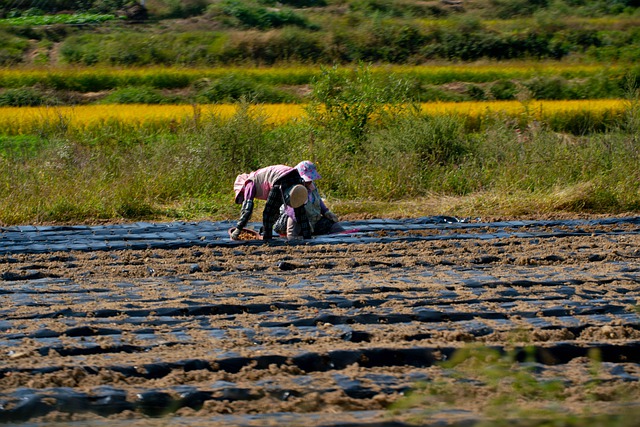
top-left (0, 21), bottom-right (635, 67)
top-left (1, 70), bottom-right (638, 107)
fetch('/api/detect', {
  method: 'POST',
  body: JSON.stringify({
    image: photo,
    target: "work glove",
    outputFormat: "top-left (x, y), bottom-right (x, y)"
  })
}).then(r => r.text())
top-left (230, 228), bottom-right (242, 240)
top-left (325, 211), bottom-right (339, 223)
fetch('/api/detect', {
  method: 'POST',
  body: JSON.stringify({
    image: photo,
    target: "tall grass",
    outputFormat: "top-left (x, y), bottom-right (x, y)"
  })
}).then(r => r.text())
top-left (391, 343), bottom-right (640, 426)
top-left (0, 63), bottom-right (629, 91)
top-left (0, 66), bottom-right (319, 91)
top-left (0, 100), bottom-right (626, 135)
top-left (0, 97), bottom-right (638, 225)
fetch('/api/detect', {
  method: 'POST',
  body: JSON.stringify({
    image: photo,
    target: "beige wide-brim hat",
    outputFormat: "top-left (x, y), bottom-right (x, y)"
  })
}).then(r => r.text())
top-left (288, 184), bottom-right (308, 208)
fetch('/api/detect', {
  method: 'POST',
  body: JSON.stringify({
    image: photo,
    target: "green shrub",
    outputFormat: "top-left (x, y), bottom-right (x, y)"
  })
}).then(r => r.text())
top-left (275, 26), bottom-right (326, 63)
top-left (365, 21), bottom-right (427, 63)
top-left (487, 0), bottom-right (550, 19)
top-left (0, 135), bottom-right (44, 159)
top-left (0, 87), bottom-right (51, 106)
top-left (348, 0), bottom-right (446, 18)
top-left (329, 19), bottom-right (427, 63)
top-left (421, 22), bottom-right (570, 61)
top-left (100, 86), bottom-right (172, 104)
top-left (489, 80), bottom-right (518, 100)
top-left (151, 0), bottom-right (209, 19)
top-left (307, 64), bottom-right (415, 143)
top-left (546, 108), bottom-right (620, 134)
top-left (525, 76), bottom-right (575, 100)
top-left (192, 101), bottom-right (273, 173)
top-left (60, 32), bottom-right (171, 66)
top-left (59, 31), bottom-right (234, 66)
top-left (407, 114), bottom-right (468, 166)
top-left (363, 113), bottom-right (470, 197)
top-left (0, 30), bottom-right (29, 65)
top-left (220, 27), bottom-right (327, 64)
top-left (219, 0), bottom-right (313, 30)
top-left (195, 74), bottom-right (298, 103)
top-left (259, 0), bottom-right (326, 7)
top-left (466, 84), bottom-right (487, 101)
top-left (416, 85), bottom-right (467, 102)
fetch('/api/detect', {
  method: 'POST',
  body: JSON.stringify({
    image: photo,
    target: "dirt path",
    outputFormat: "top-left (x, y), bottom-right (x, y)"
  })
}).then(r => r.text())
top-left (0, 217), bottom-right (639, 426)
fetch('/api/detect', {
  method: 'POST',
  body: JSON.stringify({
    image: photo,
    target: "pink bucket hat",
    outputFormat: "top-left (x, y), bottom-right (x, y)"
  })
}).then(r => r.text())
top-left (296, 160), bottom-right (321, 182)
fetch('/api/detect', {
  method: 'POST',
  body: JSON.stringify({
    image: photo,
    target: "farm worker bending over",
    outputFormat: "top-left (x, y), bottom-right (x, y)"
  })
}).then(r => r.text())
top-left (275, 161), bottom-right (344, 239)
top-left (232, 165), bottom-right (312, 241)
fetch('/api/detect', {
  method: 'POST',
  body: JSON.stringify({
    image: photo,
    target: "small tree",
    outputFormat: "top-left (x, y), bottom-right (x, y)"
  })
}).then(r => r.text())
top-left (306, 63), bottom-right (415, 151)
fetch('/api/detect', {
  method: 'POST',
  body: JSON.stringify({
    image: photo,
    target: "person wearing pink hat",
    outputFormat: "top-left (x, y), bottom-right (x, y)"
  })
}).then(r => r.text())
top-left (232, 164), bottom-right (311, 241)
top-left (274, 161), bottom-right (344, 239)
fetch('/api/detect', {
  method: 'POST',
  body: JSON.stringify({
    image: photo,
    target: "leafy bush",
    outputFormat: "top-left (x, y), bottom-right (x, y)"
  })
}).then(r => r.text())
top-left (259, 0), bottom-right (326, 7)
top-left (360, 113), bottom-right (470, 198)
top-left (487, 0), bottom-right (549, 19)
top-left (348, 0), bottom-right (447, 18)
top-left (525, 76), bottom-right (576, 100)
top-left (0, 87), bottom-right (52, 106)
top-left (412, 86), bottom-right (464, 102)
top-left (218, 0), bottom-right (313, 30)
top-left (307, 64), bottom-right (415, 143)
top-left (150, 0), bottom-right (209, 19)
top-left (0, 135), bottom-right (44, 160)
top-left (0, 30), bottom-right (28, 65)
top-left (59, 31), bottom-right (232, 66)
top-left (489, 80), bottom-right (518, 100)
top-left (571, 73), bottom-right (625, 99)
top-left (546, 108), bottom-right (619, 134)
top-left (100, 86), bottom-right (172, 104)
top-left (360, 20), bottom-right (427, 63)
top-left (195, 74), bottom-right (298, 103)
top-left (220, 27), bottom-right (326, 64)
top-left (466, 84), bottom-right (487, 101)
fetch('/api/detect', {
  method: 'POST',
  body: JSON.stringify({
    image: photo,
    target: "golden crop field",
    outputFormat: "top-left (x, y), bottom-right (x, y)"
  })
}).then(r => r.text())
top-left (0, 100), bottom-right (627, 135)
top-left (0, 62), bottom-right (621, 89)
top-left (420, 99), bottom-right (626, 116)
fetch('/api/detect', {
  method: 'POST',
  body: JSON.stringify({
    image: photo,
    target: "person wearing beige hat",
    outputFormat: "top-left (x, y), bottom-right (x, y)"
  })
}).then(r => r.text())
top-left (232, 165), bottom-right (311, 241)
top-left (275, 161), bottom-right (344, 239)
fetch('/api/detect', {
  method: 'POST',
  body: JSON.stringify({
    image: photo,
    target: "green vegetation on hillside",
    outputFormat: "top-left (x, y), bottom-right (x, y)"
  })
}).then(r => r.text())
top-left (0, 0), bottom-right (639, 67)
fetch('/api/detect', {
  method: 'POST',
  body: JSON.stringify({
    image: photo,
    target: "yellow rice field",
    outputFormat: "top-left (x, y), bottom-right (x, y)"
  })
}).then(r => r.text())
top-left (0, 62), bottom-right (620, 89)
top-left (0, 100), bottom-right (627, 134)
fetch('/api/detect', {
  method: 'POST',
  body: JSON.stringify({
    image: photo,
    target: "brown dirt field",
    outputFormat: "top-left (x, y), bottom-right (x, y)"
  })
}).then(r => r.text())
top-left (1, 216), bottom-right (639, 426)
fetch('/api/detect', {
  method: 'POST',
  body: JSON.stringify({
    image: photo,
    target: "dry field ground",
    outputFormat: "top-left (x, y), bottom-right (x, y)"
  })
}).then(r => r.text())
top-left (0, 216), bottom-right (639, 426)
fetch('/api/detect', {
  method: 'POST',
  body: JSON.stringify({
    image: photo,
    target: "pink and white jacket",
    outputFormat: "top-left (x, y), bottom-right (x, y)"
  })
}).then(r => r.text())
top-left (234, 165), bottom-right (294, 203)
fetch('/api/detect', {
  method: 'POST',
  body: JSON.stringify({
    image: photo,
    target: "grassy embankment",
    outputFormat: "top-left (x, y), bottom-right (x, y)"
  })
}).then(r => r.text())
top-left (0, 64), bottom-right (638, 225)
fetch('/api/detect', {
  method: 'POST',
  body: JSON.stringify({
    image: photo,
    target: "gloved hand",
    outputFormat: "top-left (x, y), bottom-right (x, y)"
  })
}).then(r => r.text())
top-left (325, 211), bottom-right (339, 223)
top-left (230, 228), bottom-right (242, 240)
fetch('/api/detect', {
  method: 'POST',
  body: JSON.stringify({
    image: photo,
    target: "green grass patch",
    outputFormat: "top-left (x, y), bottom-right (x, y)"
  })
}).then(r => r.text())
top-left (0, 13), bottom-right (117, 26)
top-left (390, 343), bottom-right (640, 426)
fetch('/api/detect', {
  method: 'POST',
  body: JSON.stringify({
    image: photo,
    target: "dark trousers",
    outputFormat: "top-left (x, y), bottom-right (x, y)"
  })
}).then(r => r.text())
top-left (262, 170), bottom-right (311, 239)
